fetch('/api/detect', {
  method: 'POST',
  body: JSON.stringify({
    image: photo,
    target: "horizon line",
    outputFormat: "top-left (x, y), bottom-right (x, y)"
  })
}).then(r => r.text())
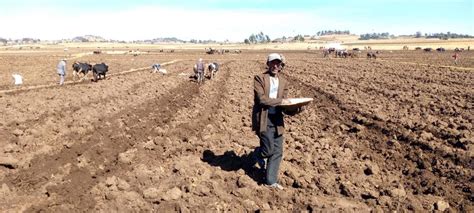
top-left (2, 32), bottom-right (474, 43)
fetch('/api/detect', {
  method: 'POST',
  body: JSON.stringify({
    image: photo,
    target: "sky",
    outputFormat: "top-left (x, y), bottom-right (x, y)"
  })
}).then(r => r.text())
top-left (0, 0), bottom-right (473, 42)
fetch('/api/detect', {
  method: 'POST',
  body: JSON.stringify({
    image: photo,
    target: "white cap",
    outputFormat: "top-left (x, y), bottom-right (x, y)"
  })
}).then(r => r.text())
top-left (267, 53), bottom-right (282, 62)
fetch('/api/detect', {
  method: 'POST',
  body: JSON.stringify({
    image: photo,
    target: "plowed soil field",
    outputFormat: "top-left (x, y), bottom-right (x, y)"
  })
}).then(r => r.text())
top-left (1, 49), bottom-right (473, 212)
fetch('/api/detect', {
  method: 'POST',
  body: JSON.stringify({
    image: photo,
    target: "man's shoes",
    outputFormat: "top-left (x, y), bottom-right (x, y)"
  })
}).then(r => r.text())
top-left (269, 183), bottom-right (284, 190)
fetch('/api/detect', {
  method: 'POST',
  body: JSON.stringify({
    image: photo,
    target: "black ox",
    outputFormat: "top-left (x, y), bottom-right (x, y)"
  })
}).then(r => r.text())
top-left (72, 62), bottom-right (92, 81)
top-left (92, 63), bottom-right (109, 82)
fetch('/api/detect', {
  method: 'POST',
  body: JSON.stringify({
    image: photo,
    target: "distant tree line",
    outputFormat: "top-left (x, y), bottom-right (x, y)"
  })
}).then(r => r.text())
top-left (189, 39), bottom-right (217, 44)
top-left (359, 32), bottom-right (393, 40)
top-left (293, 34), bottom-right (305, 42)
top-left (420, 32), bottom-right (474, 39)
top-left (244, 32), bottom-right (271, 44)
top-left (72, 35), bottom-right (106, 42)
top-left (0, 37), bottom-right (41, 44)
top-left (316, 30), bottom-right (350, 36)
top-left (272, 34), bottom-right (305, 43)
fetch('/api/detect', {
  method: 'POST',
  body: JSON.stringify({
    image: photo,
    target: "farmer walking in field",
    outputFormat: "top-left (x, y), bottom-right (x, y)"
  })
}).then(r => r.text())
top-left (57, 58), bottom-right (67, 85)
top-left (452, 52), bottom-right (459, 65)
top-left (194, 58), bottom-right (205, 84)
top-left (251, 53), bottom-right (304, 190)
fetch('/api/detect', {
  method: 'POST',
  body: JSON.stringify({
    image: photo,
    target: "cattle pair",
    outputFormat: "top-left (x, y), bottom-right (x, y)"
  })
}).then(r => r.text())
top-left (335, 50), bottom-right (349, 58)
top-left (72, 62), bottom-right (109, 82)
top-left (367, 52), bottom-right (377, 59)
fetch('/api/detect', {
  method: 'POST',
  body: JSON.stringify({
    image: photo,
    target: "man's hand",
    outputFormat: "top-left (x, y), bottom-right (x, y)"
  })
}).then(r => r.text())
top-left (281, 99), bottom-right (291, 105)
top-left (298, 106), bottom-right (306, 113)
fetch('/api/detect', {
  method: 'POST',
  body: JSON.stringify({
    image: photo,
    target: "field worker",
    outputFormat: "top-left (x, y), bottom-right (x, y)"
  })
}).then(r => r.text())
top-left (194, 58), bottom-right (205, 83)
top-left (57, 58), bottom-right (67, 85)
top-left (196, 58), bottom-right (205, 74)
top-left (251, 53), bottom-right (304, 190)
top-left (151, 63), bottom-right (161, 73)
top-left (452, 52), bottom-right (459, 65)
top-left (12, 73), bottom-right (23, 85)
top-left (152, 63), bottom-right (167, 75)
top-left (323, 49), bottom-right (330, 58)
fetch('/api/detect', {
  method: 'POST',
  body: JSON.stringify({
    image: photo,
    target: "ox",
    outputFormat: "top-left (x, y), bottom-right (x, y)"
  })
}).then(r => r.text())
top-left (436, 47), bottom-right (445, 52)
top-left (323, 48), bottom-right (339, 58)
top-left (72, 62), bottom-right (93, 81)
top-left (206, 48), bottom-right (217, 54)
top-left (92, 63), bottom-right (108, 82)
top-left (208, 62), bottom-right (219, 79)
top-left (367, 52), bottom-right (377, 59)
top-left (424, 48), bottom-right (433, 52)
top-left (335, 50), bottom-right (348, 58)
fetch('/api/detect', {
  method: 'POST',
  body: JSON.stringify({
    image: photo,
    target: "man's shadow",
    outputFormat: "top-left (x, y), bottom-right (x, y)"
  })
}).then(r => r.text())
top-left (201, 149), bottom-right (265, 184)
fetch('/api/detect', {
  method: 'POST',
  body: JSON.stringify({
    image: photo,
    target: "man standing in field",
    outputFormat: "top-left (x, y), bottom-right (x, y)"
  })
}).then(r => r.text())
top-left (452, 52), bottom-right (459, 65)
top-left (251, 53), bottom-right (303, 190)
top-left (194, 58), bottom-right (205, 83)
top-left (57, 58), bottom-right (67, 85)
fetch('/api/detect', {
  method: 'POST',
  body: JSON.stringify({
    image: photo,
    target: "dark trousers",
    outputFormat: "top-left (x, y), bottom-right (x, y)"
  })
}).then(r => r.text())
top-left (257, 115), bottom-right (284, 185)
